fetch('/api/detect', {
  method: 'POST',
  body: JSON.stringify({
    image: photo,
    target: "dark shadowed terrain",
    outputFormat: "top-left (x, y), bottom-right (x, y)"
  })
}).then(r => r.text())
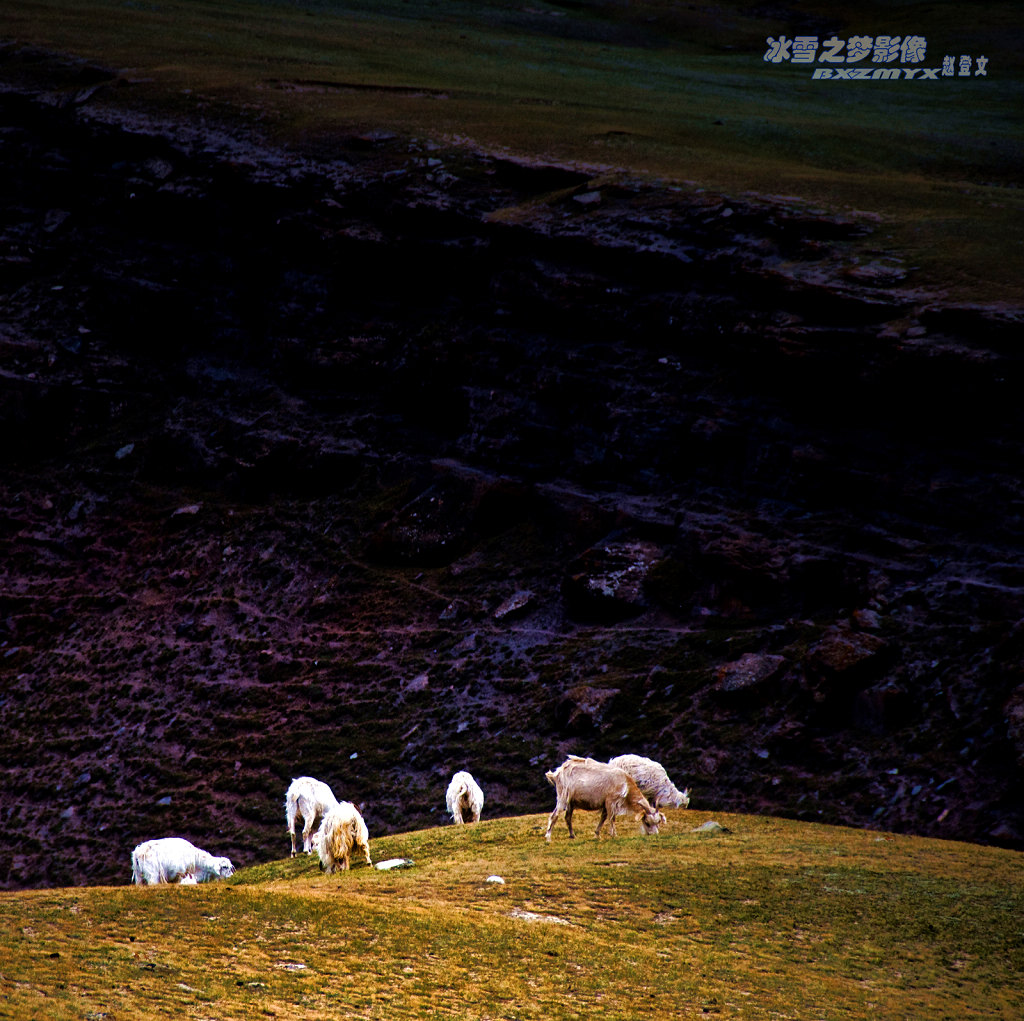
top-left (2, 49), bottom-right (1023, 889)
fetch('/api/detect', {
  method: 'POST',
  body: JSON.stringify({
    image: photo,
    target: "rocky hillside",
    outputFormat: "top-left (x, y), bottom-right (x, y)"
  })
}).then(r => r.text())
top-left (1, 50), bottom-right (1023, 889)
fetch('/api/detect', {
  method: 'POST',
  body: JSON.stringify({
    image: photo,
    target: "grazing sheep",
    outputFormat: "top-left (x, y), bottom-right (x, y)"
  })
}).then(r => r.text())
top-left (130, 837), bottom-right (235, 885)
top-left (446, 770), bottom-right (484, 825)
top-left (316, 801), bottom-right (372, 873)
top-left (544, 755), bottom-right (665, 843)
top-left (285, 776), bottom-right (340, 857)
top-left (607, 754), bottom-right (691, 810)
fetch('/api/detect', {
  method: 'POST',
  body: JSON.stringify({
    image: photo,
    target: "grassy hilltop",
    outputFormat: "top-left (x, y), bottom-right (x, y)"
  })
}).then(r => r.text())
top-left (5, 0), bottom-right (1023, 301)
top-left (2, 812), bottom-right (1022, 1019)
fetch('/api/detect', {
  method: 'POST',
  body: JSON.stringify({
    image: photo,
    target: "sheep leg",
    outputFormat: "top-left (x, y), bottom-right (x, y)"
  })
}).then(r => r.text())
top-left (287, 806), bottom-right (299, 857)
top-left (565, 804), bottom-right (577, 839)
top-left (302, 815), bottom-right (317, 854)
top-left (545, 803), bottom-right (563, 842)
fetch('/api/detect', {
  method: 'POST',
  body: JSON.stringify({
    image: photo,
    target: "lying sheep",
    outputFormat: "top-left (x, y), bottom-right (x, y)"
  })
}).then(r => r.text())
top-left (446, 770), bottom-right (484, 824)
top-left (130, 837), bottom-right (235, 885)
top-left (607, 754), bottom-right (691, 810)
top-left (285, 776), bottom-right (340, 857)
top-left (544, 755), bottom-right (665, 842)
top-left (317, 801), bottom-right (372, 873)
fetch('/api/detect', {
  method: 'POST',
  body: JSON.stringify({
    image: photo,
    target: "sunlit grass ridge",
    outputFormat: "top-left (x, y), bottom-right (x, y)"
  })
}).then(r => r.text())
top-left (2, 812), bottom-right (1022, 1018)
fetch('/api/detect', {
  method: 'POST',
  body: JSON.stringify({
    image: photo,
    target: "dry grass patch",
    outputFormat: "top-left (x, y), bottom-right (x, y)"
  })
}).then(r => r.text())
top-left (1, 812), bottom-right (1021, 1019)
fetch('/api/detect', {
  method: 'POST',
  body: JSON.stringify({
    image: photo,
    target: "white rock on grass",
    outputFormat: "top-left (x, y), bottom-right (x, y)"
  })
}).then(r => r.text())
top-left (374, 858), bottom-right (415, 871)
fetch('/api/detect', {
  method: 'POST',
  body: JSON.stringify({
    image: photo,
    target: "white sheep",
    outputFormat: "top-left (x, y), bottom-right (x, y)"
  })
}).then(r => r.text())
top-left (130, 837), bottom-right (235, 885)
top-left (316, 801), bottom-right (372, 873)
top-left (607, 754), bottom-right (691, 810)
top-left (445, 770), bottom-right (484, 825)
top-left (285, 776), bottom-right (340, 857)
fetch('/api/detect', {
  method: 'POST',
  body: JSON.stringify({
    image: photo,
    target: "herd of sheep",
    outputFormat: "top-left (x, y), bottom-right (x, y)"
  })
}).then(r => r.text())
top-left (129, 754), bottom-right (691, 885)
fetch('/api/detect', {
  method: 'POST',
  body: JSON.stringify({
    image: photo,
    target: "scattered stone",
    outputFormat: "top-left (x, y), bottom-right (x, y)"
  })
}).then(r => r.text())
top-left (366, 477), bottom-right (474, 566)
top-left (563, 539), bottom-right (663, 621)
top-left (851, 607), bottom-right (882, 630)
top-left (375, 858), bottom-right (415, 871)
top-left (842, 259), bottom-right (906, 286)
top-left (510, 907), bottom-right (572, 925)
top-left (808, 624), bottom-right (890, 676)
top-left (494, 589), bottom-right (535, 620)
top-left (439, 599), bottom-right (465, 623)
top-left (716, 652), bottom-right (786, 693)
top-left (404, 673), bottom-right (430, 693)
top-left (485, 875), bottom-right (505, 884)
top-left (692, 820), bottom-right (731, 835)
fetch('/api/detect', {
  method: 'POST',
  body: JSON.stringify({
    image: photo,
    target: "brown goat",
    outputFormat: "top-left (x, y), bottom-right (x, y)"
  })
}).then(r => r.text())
top-left (544, 756), bottom-right (665, 842)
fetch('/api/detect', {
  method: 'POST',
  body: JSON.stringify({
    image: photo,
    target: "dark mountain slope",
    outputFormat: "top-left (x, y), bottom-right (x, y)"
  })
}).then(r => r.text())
top-left (1, 53), bottom-right (1022, 888)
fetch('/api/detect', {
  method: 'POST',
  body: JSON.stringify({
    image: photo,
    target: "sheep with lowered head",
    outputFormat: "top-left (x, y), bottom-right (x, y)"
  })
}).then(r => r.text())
top-left (544, 755), bottom-right (665, 842)
top-left (446, 770), bottom-right (484, 825)
top-left (607, 754), bottom-right (690, 810)
top-left (131, 837), bottom-right (235, 885)
top-left (317, 801), bottom-right (372, 873)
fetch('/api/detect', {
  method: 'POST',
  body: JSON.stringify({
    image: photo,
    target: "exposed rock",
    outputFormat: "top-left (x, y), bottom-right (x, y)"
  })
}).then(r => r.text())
top-left (808, 625), bottom-right (890, 678)
top-left (716, 653), bottom-right (787, 693)
top-left (555, 685), bottom-right (621, 734)
top-left (439, 599), bottom-right (467, 623)
top-left (367, 477), bottom-right (474, 566)
top-left (563, 538), bottom-right (663, 621)
top-left (851, 607), bottom-right (882, 630)
top-left (375, 858), bottom-right (415, 870)
top-left (494, 590), bottom-right (536, 621)
top-left (692, 820), bottom-right (731, 835)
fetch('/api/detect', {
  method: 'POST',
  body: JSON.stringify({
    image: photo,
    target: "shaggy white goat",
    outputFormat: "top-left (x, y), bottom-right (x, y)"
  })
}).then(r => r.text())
top-left (285, 776), bottom-right (340, 857)
top-left (130, 837), bottom-right (235, 885)
top-left (445, 770), bottom-right (484, 824)
top-left (316, 801), bottom-right (372, 873)
top-left (607, 754), bottom-right (691, 810)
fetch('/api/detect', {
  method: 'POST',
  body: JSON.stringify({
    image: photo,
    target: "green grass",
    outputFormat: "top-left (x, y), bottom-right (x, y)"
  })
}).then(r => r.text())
top-left (2, 812), bottom-right (1022, 1019)
top-left (5, 0), bottom-right (1023, 301)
